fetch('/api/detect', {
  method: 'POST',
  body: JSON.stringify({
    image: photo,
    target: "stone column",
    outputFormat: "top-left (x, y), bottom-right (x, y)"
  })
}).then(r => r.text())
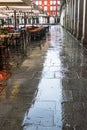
top-left (71, 0), bottom-right (74, 33)
top-left (81, 0), bottom-right (87, 44)
top-left (69, 0), bottom-right (72, 31)
top-left (65, 1), bottom-right (68, 30)
top-left (14, 10), bottom-right (17, 30)
top-left (73, 0), bottom-right (78, 36)
top-left (36, 17), bottom-right (39, 24)
top-left (77, 0), bottom-right (83, 40)
top-left (47, 16), bottom-right (50, 24)
top-left (66, 0), bottom-right (71, 31)
top-left (68, 1), bottom-right (71, 31)
top-left (64, 5), bottom-right (66, 28)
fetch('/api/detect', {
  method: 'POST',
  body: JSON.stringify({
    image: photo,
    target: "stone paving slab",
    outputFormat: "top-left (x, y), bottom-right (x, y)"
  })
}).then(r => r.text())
top-left (23, 125), bottom-right (38, 130)
top-left (23, 108), bottom-right (54, 127)
top-left (62, 90), bottom-right (73, 102)
top-left (33, 100), bottom-right (56, 111)
top-left (23, 125), bottom-right (62, 130)
top-left (38, 126), bottom-right (62, 130)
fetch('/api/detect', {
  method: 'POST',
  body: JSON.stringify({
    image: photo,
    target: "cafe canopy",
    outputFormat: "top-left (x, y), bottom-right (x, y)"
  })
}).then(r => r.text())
top-left (0, 0), bottom-right (47, 18)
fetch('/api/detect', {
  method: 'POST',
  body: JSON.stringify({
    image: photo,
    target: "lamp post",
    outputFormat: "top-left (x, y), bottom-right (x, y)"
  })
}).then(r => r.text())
top-left (7, 17), bottom-right (9, 27)
top-left (24, 12), bottom-right (27, 27)
top-left (30, 0), bottom-right (34, 26)
top-left (0, 19), bottom-right (2, 33)
top-left (14, 10), bottom-right (17, 30)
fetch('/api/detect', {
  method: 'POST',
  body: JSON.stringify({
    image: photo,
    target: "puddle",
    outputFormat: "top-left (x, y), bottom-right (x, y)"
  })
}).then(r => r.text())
top-left (22, 25), bottom-right (63, 130)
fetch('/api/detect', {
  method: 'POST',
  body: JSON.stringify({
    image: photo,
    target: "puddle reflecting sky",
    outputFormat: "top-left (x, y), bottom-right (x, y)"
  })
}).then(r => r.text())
top-left (23, 25), bottom-right (63, 130)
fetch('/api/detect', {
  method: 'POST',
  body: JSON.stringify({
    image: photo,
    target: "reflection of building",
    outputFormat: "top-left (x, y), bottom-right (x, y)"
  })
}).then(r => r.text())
top-left (33, 0), bottom-right (61, 17)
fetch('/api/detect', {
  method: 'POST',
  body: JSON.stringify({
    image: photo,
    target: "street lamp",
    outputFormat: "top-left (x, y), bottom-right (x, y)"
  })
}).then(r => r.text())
top-left (14, 10), bottom-right (17, 30)
top-left (24, 12), bottom-right (27, 27)
top-left (6, 17), bottom-right (10, 27)
top-left (30, 0), bottom-right (34, 26)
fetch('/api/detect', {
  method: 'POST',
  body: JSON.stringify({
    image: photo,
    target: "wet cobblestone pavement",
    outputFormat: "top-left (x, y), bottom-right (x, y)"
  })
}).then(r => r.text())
top-left (0, 25), bottom-right (87, 130)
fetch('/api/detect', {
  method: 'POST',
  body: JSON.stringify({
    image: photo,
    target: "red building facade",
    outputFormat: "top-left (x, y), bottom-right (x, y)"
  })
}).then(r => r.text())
top-left (33, 0), bottom-right (61, 16)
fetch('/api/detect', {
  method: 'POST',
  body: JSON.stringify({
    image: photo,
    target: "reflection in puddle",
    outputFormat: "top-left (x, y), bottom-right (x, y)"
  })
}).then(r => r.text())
top-left (10, 84), bottom-right (19, 100)
top-left (22, 25), bottom-right (63, 130)
top-left (0, 41), bottom-right (27, 97)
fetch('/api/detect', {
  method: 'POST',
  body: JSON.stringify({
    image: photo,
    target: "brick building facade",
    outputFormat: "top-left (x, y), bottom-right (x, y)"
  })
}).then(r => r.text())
top-left (33, 0), bottom-right (61, 17)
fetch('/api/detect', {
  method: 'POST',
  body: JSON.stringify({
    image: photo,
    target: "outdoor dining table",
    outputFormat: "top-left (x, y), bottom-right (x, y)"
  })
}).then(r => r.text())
top-left (0, 34), bottom-right (10, 46)
top-left (28, 27), bottom-right (45, 40)
top-left (0, 32), bottom-right (21, 47)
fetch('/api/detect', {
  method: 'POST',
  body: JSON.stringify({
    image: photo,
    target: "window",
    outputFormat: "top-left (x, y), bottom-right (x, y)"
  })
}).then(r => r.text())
top-left (53, 6), bottom-right (56, 11)
top-left (50, 6), bottom-right (53, 11)
top-left (50, 1), bottom-right (53, 5)
top-left (58, 1), bottom-right (60, 5)
top-left (44, 6), bottom-right (47, 11)
top-left (44, 1), bottom-right (47, 5)
top-left (39, 1), bottom-right (42, 5)
top-left (53, 1), bottom-right (56, 5)
top-left (58, 6), bottom-right (60, 11)
top-left (36, 1), bottom-right (38, 5)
